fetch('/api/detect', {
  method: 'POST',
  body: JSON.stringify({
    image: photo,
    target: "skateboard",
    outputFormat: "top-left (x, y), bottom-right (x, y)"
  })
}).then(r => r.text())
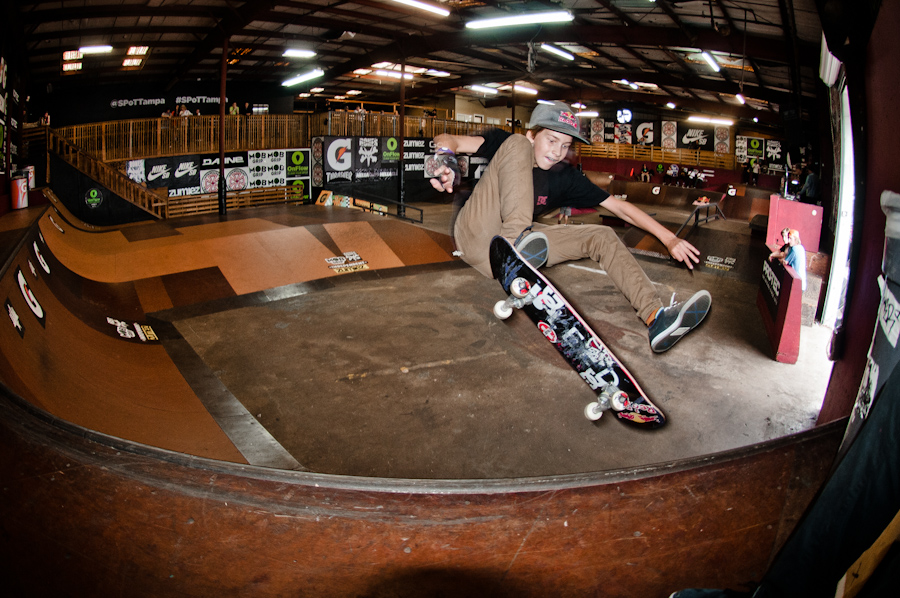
top-left (489, 235), bottom-right (666, 428)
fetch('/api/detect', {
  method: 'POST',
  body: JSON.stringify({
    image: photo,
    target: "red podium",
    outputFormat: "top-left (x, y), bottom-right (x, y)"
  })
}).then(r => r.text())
top-left (757, 247), bottom-right (804, 363)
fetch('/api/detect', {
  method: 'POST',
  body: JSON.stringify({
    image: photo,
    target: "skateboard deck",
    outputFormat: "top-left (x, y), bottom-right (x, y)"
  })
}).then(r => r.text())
top-left (489, 235), bottom-right (666, 428)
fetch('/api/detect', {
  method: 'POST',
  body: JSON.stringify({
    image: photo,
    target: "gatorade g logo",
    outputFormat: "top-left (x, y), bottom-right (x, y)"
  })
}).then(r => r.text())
top-left (326, 139), bottom-right (353, 171)
top-left (85, 188), bottom-right (103, 209)
top-left (291, 151), bottom-right (305, 165)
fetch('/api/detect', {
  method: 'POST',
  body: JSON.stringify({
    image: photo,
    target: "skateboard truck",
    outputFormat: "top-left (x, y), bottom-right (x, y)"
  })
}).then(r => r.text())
top-left (584, 384), bottom-right (628, 421)
top-left (493, 277), bottom-right (535, 320)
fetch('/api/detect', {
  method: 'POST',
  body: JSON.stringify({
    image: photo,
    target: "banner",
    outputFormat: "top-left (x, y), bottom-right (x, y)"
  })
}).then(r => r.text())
top-left (634, 121), bottom-right (654, 145)
top-left (661, 121), bottom-right (677, 149)
top-left (286, 148), bottom-right (311, 202)
top-left (249, 150), bottom-right (287, 188)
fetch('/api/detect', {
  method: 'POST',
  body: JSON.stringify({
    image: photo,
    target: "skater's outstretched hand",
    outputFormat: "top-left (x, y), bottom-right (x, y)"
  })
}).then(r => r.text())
top-left (430, 163), bottom-right (457, 193)
top-left (665, 237), bottom-right (701, 270)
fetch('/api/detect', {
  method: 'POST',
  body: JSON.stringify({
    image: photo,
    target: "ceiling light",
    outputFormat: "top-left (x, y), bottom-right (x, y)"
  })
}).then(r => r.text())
top-left (506, 85), bottom-right (537, 95)
top-left (688, 115), bottom-right (734, 126)
top-left (63, 50), bottom-right (83, 61)
top-left (736, 93), bottom-right (746, 104)
top-left (79, 45), bottom-right (113, 54)
top-left (571, 102), bottom-right (585, 109)
top-left (425, 69), bottom-right (450, 77)
top-left (298, 93), bottom-right (311, 98)
top-left (283, 49), bottom-right (316, 58)
top-left (353, 68), bottom-right (372, 75)
top-left (576, 111), bottom-right (599, 118)
top-left (465, 11), bottom-right (574, 30)
top-left (537, 99), bottom-right (556, 105)
top-left (469, 85), bottom-right (498, 95)
top-left (282, 68), bottom-right (324, 87)
top-left (628, 82), bottom-right (639, 90)
top-left (753, 117), bottom-right (759, 123)
top-left (346, 90), bottom-right (362, 95)
top-left (122, 58), bottom-right (142, 67)
top-left (310, 87), bottom-right (325, 93)
top-left (375, 69), bottom-right (413, 80)
top-left (666, 102), bottom-right (676, 109)
top-left (62, 62), bottom-right (82, 72)
top-left (388, 0), bottom-right (450, 17)
top-left (540, 44), bottom-right (574, 61)
top-left (127, 46), bottom-right (149, 56)
top-left (700, 51), bottom-right (721, 73)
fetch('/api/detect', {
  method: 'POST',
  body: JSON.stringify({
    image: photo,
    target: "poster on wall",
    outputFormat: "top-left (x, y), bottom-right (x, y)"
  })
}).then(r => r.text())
top-left (311, 136), bottom-right (324, 187)
top-left (634, 122), bottom-right (654, 145)
top-left (590, 119), bottom-right (604, 144)
top-left (661, 121), bottom-right (677, 149)
top-left (614, 123), bottom-right (632, 144)
top-left (323, 137), bottom-right (354, 185)
top-left (765, 139), bottom-right (783, 163)
top-left (285, 148), bottom-right (311, 202)
top-left (736, 136), bottom-right (765, 162)
top-left (678, 122), bottom-right (714, 149)
top-left (249, 150), bottom-right (287, 188)
top-left (200, 152), bottom-right (249, 193)
top-left (714, 126), bottom-right (730, 154)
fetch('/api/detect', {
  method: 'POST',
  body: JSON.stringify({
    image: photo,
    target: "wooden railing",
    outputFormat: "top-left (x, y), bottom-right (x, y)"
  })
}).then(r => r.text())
top-left (48, 130), bottom-right (167, 218)
top-left (55, 115), bottom-right (309, 162)
top-left (578, 142), bottom-right (735, 170)
top-left (308, 111), bottom-right (504, 139)
top-left (166, 186), bottom-right (305, 218)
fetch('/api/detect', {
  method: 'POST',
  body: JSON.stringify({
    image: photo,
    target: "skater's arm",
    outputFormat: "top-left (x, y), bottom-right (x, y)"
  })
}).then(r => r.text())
top-left (430, 134), bottom-right (485, 193)
top-left (600, 196), bottom-right (701, 270)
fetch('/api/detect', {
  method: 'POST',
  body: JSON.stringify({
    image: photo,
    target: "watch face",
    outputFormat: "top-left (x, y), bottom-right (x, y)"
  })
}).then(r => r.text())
top-left (616, 109), bottom-right (632, 124)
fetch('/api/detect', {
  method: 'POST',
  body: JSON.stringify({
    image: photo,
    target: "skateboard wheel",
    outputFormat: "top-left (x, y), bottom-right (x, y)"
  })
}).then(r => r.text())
top-left (609, 390), bottom-right (628, 412)
top-left (584, 402), bottom-right (604, 421)
top-left (510, 277), bottom-right (531, 299)
top-left (493, 300), bottom-right (513, 320)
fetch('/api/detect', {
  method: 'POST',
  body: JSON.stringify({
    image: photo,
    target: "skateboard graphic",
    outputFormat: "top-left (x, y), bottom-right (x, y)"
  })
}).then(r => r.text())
top-left (489, 236), bottom-right (666, 428)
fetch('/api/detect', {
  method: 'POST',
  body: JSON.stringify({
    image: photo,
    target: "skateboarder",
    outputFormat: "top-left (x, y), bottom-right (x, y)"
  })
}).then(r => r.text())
top-left (430, 100), bottom-right (711, 353)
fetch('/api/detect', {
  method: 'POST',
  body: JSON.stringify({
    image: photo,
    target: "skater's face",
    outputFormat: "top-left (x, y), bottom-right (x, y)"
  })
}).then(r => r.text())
top-left (527, 129), bottom-right (572, 170)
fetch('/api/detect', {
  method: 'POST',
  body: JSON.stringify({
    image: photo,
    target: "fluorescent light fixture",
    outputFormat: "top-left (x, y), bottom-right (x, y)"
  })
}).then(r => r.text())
top-left (346, 90), bottom-right (362, 95)
top-left (571, 102), bottom-right (586, 109)
top-left (688, 115), bottom-right (734, 126)
top-left (353, 68), bottom-right (372, 75)
top-left (503, 85), bottom-right (537, 95)
top-left (465, 11), bottom-right (574, 30)
top-left (79, 45), bottom-right (113, 54)
top-left (700, 51), bottom-right (721, 72)
top-left (375, 69), bottom-right (413, 80)
top-left (310, 87), bottom-right (325, 93)
top-left (298, 93), bottom-right (311, 98)
top-left (736, 93), bottom-right (746, 105)
top-left (282, 68), bottom-right (324, 87)
top-left (628, 82), bottom-right (639, 90)
top-left (389, 0), bottom-right (450, 17)
top-left (425, 69), bottom-right (451, 77)
top-left (283, 49), bottom-right (316, 58)
top-left (122, 58), bottom-right (142, 67)
top-left (576, 111), bottom-right (599, 118)
top-left (666, 102), bottom-right (676, 109)
top-left (63, 50), bottom-right (83, 61)
top-left (537, 99), bottom-right (556, 105)
top-left (127, 46), bottom-right (149, 56)
top-left (540, 43), bottom-right (574, 61)
top-left (62, 62), bottom-right (82, 72)
top-left (469, 85), bottom-right (498, 95)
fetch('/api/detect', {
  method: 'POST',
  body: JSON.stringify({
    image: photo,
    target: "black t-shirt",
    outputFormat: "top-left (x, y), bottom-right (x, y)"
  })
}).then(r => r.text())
top-left (474, 129), bottom-right (610, 216)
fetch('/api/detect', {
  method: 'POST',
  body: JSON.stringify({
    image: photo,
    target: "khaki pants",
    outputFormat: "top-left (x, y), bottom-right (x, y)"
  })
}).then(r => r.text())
top-left (453, 134), bottom-right (664, 323)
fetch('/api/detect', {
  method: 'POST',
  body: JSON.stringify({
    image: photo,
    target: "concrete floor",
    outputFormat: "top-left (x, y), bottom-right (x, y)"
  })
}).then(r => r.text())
top-left (173, 199), bottom-right (834, 479)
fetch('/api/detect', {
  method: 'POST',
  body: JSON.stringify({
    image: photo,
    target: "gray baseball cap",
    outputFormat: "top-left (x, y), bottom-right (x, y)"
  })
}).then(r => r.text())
top-left (527, 100), bottom-right (591, 145)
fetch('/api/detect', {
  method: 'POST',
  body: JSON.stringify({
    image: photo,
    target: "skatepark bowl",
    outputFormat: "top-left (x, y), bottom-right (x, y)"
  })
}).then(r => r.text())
top-left (0, 190), bottom-right (842, 597)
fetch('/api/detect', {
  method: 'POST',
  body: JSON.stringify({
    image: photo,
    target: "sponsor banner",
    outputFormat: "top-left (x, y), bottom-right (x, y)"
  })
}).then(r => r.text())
top-left (766, 139), bottom-right (783, 162)
top-left (661, 121), bottom-right (677, 149)
top-left (355, 137), bottom-right (398, 182)
top-left (402, 137), bottom-right (429, 175)
top-left (590, 119), bottom-right (604, 144)
top-left (286, 148), bottom-right (310, 179)
top-left (6, 298), bottom-right (24, 338)
top-left (248, 150), bottom-right (287, 188)
top-left (736, 136), bottom-right (765, 162)
top-left (144, 156), bottom-right (173, 187)
top-left (170, 156), bottom-right (201, 195)
top-left (324, 137), bottom-right (354, 185)
top-left (614, 123), bottom-right (632, 144)
top-left (678, 123), bottom-right (715, 149)
top-left (635, 122), bottom-right (654, 145)
top-left (199, 152), bottom-right (250, 193)
top-left (714, 126), bottom-right (731, 154)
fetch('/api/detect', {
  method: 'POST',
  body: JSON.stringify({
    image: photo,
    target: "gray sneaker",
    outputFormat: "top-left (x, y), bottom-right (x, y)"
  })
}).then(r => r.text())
top-left (515, 231), bottom-right (549, 269)
top-left (649, 290), bottom-right (711, 353)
